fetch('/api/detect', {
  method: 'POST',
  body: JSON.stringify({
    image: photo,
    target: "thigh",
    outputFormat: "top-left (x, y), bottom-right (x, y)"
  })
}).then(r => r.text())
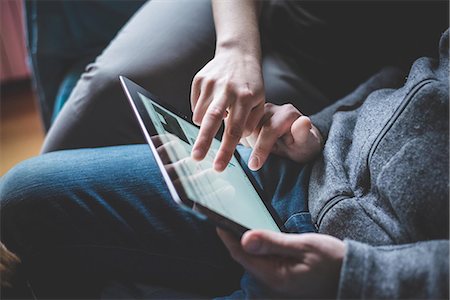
top-left (91, 0), bottom-right (216, 114)
top-left (42, 0), bottom-right (216, 152)
top-left (0, 145), bottom-right (242, 298)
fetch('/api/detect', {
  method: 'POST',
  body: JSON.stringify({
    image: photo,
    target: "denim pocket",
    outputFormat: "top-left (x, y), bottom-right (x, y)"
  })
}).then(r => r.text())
top-left (284, 212), bottom-right (317, 233)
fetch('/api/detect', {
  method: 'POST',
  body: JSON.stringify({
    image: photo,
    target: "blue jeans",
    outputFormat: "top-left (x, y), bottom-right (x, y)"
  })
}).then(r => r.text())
top-left (0, 145), bottom-right (314, 299)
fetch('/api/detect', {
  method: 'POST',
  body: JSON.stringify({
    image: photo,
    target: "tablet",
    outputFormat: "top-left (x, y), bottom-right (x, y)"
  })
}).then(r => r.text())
top-left (120, 76), bottom-right (285, 236)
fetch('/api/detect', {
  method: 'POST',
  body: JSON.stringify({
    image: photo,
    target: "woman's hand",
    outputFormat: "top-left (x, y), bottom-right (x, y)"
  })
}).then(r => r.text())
top-left (217, 229), bottom-right (345, 298)
top-left (191, 0), bottom-right (264, 172)
top-left (242, 103), bottom-right (323, 171)
top-left (191, 49), bottom-right (265, 172)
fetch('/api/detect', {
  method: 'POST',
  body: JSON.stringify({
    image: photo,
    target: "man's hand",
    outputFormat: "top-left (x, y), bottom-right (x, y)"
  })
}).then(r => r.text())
top-left (217, 229), bottom-right (345, 298)
top-left (241, 103), bottom-right (323, 171)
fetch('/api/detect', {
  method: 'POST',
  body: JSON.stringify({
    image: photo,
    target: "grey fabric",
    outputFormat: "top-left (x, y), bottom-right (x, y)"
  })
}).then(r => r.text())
top-left (308, 30), bottom-right (449, 298)
top-left (340, 240), bottom-right (449, 299)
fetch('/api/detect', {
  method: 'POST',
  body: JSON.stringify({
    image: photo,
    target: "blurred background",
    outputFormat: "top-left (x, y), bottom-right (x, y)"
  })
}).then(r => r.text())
top-left (0, 0), bottom-right (145, 176)
top-left (1, 0), bottom-right (43, 176)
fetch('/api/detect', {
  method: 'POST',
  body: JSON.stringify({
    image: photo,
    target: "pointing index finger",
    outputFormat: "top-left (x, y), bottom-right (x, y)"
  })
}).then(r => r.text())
top-left (192, 98), bottom-right (229, 161)
top-left (213, 104), bottom-right (250, 171)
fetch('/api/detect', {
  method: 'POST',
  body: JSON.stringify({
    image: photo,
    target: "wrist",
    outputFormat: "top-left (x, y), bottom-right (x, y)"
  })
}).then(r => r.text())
top-left (215, 38), bottom-right (262, 63)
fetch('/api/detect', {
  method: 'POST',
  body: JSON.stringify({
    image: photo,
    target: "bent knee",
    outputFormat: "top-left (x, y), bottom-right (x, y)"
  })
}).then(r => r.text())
top-left (0, 153), bottom-right (86, 252)
top-left (0, 154), bottom-right (71, 218)
top-left (1, 156), bottom-right (51, 209)
top-left (0, 157), bottom-right (55, 254)
top-left (71, 62), bottom-right (124, 112)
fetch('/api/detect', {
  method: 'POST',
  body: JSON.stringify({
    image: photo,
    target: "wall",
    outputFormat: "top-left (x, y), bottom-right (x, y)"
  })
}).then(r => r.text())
top-left (0, 0), bottom-right (30, 83)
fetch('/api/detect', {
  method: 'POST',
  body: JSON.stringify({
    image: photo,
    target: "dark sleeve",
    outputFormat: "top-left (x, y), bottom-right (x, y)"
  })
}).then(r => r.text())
top-left (309, 67), bottom-right (405, 140)
top-left (338, 239), bottom-right (449, 299)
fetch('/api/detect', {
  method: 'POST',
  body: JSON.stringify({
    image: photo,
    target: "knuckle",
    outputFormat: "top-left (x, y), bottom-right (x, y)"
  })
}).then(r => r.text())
top-left (283, 103), bottom-right (300, 115)
top-left (236, 88), bottom-right (255, 100)
top-left (203, 78), bottom-right (215, 88)
top-left (289, 110), bottom-right (301, 120)
top-left (227, 125), bottom-right (243, 139)
top-left (280, 105), bottom-right (300, 122)
top-left (224, 81), bottom-right (236, 93)
top-left (284, 103), bottom-right (295, 110)
top-left (263, 124), bottom-right (278, 136)
top-left (193, 75), bottom-right (203, 85)
top-left (264, 102), bottom-right (274, 110)
top-left (207, 106), bottom-right (225, 122)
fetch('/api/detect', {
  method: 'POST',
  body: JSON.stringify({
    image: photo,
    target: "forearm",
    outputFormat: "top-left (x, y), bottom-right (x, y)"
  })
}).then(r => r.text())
top-left (212, 0), bottom-right (262, 61)
top-left (191, 1), bottom-right (265, 170)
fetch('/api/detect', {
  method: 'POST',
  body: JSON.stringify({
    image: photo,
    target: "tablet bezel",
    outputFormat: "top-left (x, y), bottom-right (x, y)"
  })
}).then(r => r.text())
top-left (120, 76), bottom-right (286, 236)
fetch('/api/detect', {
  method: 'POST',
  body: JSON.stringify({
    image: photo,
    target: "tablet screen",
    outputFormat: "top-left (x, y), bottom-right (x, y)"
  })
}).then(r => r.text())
top-left (138, 92), bottom-right (281, 232)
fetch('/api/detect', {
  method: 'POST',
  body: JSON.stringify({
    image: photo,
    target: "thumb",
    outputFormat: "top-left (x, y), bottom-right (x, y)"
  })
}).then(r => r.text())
top-left (290, 116), bottom-right (312, 144)
top-left (241, 230), bottom-right (304, 258)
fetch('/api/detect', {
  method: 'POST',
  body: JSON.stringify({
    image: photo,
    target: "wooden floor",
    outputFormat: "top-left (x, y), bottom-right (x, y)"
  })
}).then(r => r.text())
top-left (1, 81), bottom-right (44, 176)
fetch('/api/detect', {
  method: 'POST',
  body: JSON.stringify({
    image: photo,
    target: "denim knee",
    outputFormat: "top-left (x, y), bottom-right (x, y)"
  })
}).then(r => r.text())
top-left (1, 157), bottom-right (45, 254)
top-left (0, 153), bottom-right (83, 257)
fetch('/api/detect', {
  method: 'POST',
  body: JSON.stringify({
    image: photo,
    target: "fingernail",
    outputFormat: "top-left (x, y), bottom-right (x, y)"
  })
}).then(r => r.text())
top-left (192, 149), bottom-right (202, 160)
top-left (246, 238), bottom-right (261, 253)
top-left (192, 115), bottom-right (200, 126)
top-left (214, 161), bottom-right (226, 172)
top-left (249, 156), bottom-right (259, 170)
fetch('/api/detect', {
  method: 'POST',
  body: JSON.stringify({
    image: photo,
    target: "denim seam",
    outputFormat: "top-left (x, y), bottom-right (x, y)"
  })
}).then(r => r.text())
top-left (284, 211), bottom-right (310, 227)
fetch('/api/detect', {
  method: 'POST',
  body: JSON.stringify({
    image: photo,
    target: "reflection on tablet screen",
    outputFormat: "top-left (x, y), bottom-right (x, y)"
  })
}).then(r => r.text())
top-left (138, 92), bottom-right (280, 232)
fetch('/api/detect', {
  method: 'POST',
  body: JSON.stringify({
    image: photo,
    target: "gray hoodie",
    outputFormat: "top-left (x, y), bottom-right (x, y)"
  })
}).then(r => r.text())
top-left (309, 30), bottom-right (449, 299)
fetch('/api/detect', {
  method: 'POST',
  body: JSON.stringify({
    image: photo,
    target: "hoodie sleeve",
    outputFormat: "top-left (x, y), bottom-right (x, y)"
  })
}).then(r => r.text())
top-left (338, 239), bottom-right (449, 299)
top-left (309, 67), bottom-right (404, 140)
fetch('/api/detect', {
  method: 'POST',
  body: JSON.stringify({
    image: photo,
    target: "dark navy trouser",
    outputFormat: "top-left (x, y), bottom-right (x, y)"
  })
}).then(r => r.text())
top-left (0, 145), bottom-right (314, 299)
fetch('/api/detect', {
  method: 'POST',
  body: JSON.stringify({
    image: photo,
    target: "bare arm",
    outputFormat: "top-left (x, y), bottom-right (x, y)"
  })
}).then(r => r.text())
top-left (191, 0), bottom-right (265, 172)
top-left (212, 0), bottom-right (262, 60)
